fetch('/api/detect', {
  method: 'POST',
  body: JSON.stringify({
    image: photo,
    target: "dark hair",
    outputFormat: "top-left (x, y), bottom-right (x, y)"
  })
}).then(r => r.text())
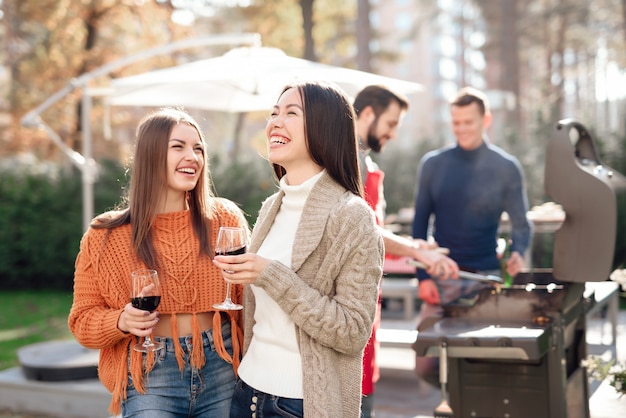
top-left (450, 86), bottom-right (490, 115)
top-left (94, 107), bottom-right (215, 269)
top-left (271, 81), bottom-right (364, 197)
top-left (353, 85), bottom-right (409, 118)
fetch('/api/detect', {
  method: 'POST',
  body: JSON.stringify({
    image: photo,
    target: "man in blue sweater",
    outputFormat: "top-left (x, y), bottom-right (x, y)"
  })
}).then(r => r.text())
top-left (412, 86), bottom-right (532, 384)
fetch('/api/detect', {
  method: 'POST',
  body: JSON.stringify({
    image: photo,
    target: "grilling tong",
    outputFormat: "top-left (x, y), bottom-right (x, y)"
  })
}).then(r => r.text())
top-left (407, 258), bottom-right (504, 284)
top-left (407, 258), bottom-right (564, 292)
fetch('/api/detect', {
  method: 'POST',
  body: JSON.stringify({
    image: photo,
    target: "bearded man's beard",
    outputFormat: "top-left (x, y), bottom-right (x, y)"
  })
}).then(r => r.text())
top-left (367, 120), bottom-right (382, 153)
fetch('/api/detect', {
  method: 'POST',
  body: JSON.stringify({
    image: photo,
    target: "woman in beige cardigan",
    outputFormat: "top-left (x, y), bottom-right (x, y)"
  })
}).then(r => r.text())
top-left (213, 80), bottom-right (384, 418)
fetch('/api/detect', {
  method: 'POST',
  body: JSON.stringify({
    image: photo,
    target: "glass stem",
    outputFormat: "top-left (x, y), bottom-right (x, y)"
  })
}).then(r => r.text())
top-left (224, 283), bottom-right (233, 302)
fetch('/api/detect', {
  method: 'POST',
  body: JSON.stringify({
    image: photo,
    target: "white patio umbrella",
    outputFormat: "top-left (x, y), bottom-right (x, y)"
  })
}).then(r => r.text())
top-left (109, 46), bottom-right (423, 113)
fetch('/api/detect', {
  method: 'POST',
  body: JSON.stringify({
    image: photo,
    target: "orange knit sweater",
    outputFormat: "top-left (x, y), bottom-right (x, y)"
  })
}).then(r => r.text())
top-left (68, 198), bottom-right (245, 416)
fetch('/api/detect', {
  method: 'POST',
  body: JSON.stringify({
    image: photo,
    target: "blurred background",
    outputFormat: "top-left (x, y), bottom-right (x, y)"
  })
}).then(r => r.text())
top-left (0, 0), bottom-right (625, 292)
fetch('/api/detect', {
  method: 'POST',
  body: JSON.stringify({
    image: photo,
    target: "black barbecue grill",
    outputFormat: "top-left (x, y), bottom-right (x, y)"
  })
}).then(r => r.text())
top-left (413, 119), bottom-right (626, 418)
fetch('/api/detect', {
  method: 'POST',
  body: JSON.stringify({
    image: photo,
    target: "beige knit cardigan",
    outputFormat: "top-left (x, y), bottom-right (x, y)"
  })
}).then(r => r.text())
top-left (242, 172), bottom-right (384, 418)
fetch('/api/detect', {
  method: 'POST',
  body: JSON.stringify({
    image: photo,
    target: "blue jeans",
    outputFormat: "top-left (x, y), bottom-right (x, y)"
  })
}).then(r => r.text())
top-left (230, 378), bottom-right (304, 418)
top-left (122, 323), bottom-right (236, 417)
top-left (360, 393), bottom-right (375, 417)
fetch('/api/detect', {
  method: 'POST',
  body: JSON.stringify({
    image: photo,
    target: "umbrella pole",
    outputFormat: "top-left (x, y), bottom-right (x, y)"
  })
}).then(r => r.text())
top-left (231, 112), bottom-right (247, 162)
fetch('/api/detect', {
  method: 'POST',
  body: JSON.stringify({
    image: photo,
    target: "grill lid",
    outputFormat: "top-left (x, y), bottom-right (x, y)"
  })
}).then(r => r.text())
top-left (545, 119), bottom-right (626, 282)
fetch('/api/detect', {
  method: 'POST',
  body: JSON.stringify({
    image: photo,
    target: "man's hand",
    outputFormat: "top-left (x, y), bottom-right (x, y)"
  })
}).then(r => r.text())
top-left (507, 251), bottom-right (525, 277)
top-left (417, 279), bottom-right (440, 305)
top-left (414, 248), bottom-right (459, 280)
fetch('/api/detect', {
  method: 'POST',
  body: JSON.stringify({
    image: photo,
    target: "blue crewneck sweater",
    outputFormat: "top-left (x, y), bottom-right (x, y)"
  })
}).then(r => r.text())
top-left (412, 141), bottom-right (531, 280)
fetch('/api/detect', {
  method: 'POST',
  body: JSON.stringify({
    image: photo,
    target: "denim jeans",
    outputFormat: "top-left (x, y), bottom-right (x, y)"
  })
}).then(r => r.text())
top-left (122, 323), bottom-right (236, 417)
top-left (230, 378), bottom-right (304, 418)
top-left (360, 393), bottom-right (375, 417)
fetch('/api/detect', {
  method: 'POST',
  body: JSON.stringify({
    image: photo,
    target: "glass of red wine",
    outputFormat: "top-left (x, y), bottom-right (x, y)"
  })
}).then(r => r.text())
top-left (130, 269), bottom-right (164, 352)
top-left (213, 227), bottom-right (247, 311)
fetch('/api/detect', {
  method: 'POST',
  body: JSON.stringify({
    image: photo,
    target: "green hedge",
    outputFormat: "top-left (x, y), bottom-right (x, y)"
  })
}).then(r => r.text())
top-left (210, 154), bottom-right (275, 222)
top-left (0, 156), bottom-right (274, 291)
top-left (0, 159), bottom-right (125, 290)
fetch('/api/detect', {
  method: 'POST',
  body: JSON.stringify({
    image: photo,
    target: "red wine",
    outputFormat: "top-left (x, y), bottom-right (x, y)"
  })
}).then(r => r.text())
top-left (215, 246), bottom-right (246, 256)
top-left (131, 296), bottom-right (161, 311)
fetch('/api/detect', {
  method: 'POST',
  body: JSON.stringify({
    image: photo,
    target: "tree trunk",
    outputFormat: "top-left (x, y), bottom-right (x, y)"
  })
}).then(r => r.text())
top-left (622, 0), bottom-right (626, 44)
top-left (542, 2), bottom-right (553, 123)
top-left (300, 0), bottom-right (317, 61)
top-left (356, 0), bottom-right (372, 72)
top-left (231, 112), bottom-right (246, 162)
top-left (501, 0), bottom-right (521, 129)
top-left (553, 10), bottom-right (568, 121)
top-left (75, 9), bottom-right (103, 150)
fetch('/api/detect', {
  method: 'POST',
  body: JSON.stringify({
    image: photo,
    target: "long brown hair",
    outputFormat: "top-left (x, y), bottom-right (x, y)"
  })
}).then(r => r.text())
top-left (271, 81), bottom-right (364, 197)
top-left (94, 108), bottom-right (215, 269)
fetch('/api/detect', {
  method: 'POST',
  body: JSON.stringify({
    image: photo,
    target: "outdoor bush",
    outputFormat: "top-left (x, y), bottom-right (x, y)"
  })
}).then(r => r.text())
top-left (0, 155), bottom-right (274, 291)
top-left (210, 154), bottom-right (275, 222)
top-left (0, 158), bottom-right (126, 291)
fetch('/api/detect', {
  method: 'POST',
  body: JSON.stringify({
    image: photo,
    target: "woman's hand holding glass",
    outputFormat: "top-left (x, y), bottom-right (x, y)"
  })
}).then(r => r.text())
top-left (212, 251), bottom-right (270, 286)
top-left (118, 271), bottom-right (161, 347)
top-left (119, 302), bottom-right (161, 336)
top-left (129, 269), bottom-right (163, 352)
top-left (212, 227), bottom-right (248, 310)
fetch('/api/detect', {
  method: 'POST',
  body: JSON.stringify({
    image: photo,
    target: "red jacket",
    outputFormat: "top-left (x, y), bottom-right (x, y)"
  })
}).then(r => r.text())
top-left (362, 168), bottom-right (384, 395)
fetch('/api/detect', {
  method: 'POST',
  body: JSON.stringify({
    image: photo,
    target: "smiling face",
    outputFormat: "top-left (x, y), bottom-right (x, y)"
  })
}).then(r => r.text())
top-left (451, 102), bottom-right (492, 151)
top-left (266, 87), bottom-right (322, 184)
top-left (164, 123), bottom-right (205, 211)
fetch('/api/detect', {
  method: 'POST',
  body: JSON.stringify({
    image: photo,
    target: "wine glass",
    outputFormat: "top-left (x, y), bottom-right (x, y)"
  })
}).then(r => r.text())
top-left (213, 227), bottom-right (247, 310)
top-left (130, 269), bottom-right (164, 352)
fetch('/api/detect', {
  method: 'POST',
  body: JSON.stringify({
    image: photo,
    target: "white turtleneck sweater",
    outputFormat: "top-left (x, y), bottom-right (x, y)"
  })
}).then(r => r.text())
top-left (238, 170), bottom-right (324, 399)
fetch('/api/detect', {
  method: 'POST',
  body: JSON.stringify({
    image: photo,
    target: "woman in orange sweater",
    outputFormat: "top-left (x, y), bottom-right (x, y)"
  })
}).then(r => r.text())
top-left (68, 107), bottom-right (248, 417)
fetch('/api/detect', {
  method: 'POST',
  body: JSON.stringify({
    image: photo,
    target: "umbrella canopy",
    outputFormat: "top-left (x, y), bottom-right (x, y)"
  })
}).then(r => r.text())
top-left (109, 46), bottom-right (423, 113)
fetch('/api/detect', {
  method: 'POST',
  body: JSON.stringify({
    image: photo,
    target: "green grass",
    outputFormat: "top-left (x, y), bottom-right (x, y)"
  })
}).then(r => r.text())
top-left (0, 291), bottom-right (74, 371)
